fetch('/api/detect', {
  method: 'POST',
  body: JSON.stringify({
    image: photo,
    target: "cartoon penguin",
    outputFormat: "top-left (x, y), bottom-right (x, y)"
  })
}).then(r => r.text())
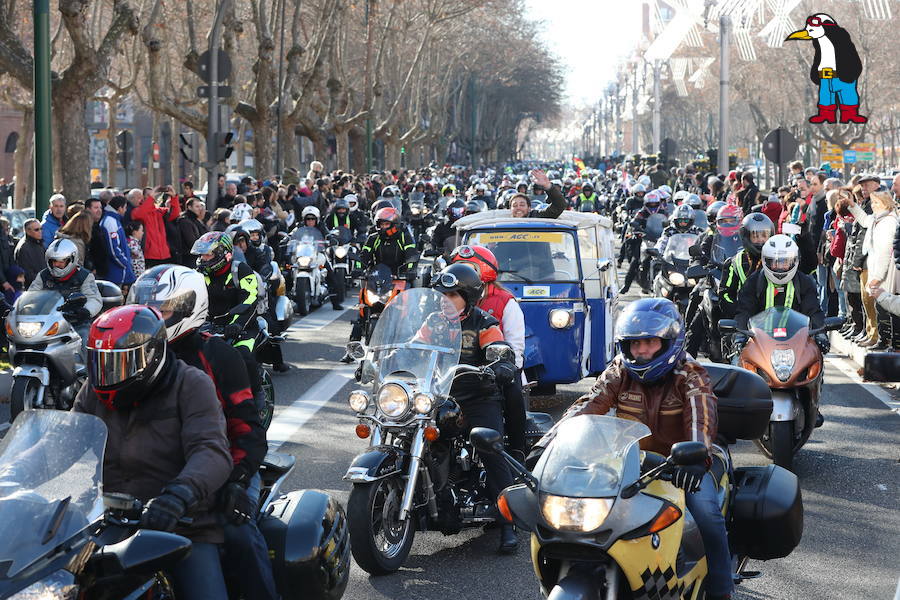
top-left (786, 13), bottom-right (867, 124)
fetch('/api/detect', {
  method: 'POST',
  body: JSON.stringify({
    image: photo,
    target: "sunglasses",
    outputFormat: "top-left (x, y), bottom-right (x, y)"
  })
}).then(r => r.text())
top-left (805, 16), bottom-right (833, 26)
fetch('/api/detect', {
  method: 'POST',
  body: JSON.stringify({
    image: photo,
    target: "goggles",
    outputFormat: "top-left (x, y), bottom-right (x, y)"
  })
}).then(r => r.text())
top-left (431, 271), bottom-right (459, 289)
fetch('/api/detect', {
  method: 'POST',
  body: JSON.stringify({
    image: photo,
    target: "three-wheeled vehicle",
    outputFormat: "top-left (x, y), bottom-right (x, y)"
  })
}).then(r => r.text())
top-left (455, 210), bottom-right (619, 394)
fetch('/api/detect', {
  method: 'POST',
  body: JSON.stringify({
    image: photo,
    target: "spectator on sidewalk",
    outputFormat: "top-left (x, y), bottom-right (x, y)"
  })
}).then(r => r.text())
top-left (178, 198), bottom-right (208, 267)
top-left (41, 194), bottom-right (67, 248)
top-left (99, 196), bottom-right (136, 287)
top-left (2, 265), bottom-right (24, 306)
top-left (129, 187), bottom-right (181, 268)
top-left (126, 221), bottom-right (145, 279)
top-left (85, 198), bottom-right (109, 279)
top-left (14, 218), bottom-right (45, 287)
top-left (54, 211), bottom-right (93, 268)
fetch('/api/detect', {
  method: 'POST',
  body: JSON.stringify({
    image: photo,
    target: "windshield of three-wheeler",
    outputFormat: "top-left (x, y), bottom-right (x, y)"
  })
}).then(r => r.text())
top-left (748, 307), bottom-right (810, 340)
top-left (538, 415), bottom-right (650, 498)
top-left (368, 288), bottom-right (462, 398)
top-left (0, 411), bottom-right (106, 578)
top-left (13, 291), bottom-right (64, 316)
top-left (467, 229), bottom-right (581, 283)
top-left (664, 233), bottom-right (699, 262)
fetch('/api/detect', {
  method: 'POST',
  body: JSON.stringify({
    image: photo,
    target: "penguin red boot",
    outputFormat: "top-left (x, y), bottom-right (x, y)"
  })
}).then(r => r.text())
top-left (808, 104), bottom-right (837, 123)
top-left (839, 104), bottom-right (868, 123)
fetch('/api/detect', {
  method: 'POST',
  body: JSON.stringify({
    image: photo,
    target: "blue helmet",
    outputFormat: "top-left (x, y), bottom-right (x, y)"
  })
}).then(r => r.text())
top-left (615, 298), bottom-right (685, 383)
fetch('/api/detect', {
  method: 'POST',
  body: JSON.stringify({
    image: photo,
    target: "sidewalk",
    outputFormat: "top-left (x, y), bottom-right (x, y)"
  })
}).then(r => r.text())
top-left (828, 330), bottom-right (900, 414)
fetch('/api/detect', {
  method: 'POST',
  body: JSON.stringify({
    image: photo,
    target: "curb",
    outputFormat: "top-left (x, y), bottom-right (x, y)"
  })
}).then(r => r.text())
top-left (828, 330), bottom-right (870, 369)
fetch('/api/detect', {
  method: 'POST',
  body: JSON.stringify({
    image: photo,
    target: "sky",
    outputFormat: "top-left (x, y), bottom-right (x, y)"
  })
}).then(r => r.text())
top-left (524, 0), bottom-right (643, 106)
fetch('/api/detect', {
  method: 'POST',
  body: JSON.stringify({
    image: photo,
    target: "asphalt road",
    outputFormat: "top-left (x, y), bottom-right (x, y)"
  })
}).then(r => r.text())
top-left (265, 272), bottom-right (900, 600)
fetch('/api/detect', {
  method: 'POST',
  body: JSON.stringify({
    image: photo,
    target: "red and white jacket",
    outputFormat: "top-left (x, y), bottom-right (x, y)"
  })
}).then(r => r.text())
top-left (479, 284), bottom-right (525, 369)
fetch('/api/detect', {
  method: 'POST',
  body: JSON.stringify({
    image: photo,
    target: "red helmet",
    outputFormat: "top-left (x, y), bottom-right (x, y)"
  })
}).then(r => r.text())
top-left (716, 204), bottom-right (743, 236)
top-left (88, 305), bottom-right (169, 411)
top-left (450, 244), bottom-right (499, 283)
top-left (374, 207), bottom-right (400, 236)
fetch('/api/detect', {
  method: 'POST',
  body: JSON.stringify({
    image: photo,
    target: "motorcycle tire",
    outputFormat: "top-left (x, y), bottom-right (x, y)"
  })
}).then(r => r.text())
top-left (347, 478), bottom-right (415, 575)
top-left (260, 369), bottom-right (275, 430)
top-left (333, 271), bottom-right (347, 305)
top-left (294, 279), bottom-right (312, 316)
top-left (756, 421), bottom-right (794, 471)
top-left (10, 378), bottom-right (41, 423)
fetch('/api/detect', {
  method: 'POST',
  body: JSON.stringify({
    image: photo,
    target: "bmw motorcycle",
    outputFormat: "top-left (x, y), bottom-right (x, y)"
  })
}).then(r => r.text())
top-left (326, 228), bottom-right (355, 304)
top-left (342, 288), bottom-right (552, 574)
top-left (649, 232), bottom-right (699, 315)
top-left (288, 227), bottom-right (329, 315)
top-left (0, 410), bottom-right (350, 599)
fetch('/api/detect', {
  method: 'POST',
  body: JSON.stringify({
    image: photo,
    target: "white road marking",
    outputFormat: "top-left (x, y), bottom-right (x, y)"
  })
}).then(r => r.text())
top-left (267, 365), bottom-right (355, 451)
top-left (826, 355), bottom-right (900, 414)
top-left (289, 306), bottom-right (351, 331)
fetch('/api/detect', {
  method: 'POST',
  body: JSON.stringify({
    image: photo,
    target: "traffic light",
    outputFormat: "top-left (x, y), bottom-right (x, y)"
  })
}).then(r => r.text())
top-left (213, 131), bottom-right (234, 163)
top-left (116, 130), bottom-right (133, 169)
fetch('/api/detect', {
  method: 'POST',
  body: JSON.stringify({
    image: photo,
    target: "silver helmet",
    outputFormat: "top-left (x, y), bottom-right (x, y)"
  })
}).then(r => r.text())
top-left (45, 238), bottom-right (79, 279)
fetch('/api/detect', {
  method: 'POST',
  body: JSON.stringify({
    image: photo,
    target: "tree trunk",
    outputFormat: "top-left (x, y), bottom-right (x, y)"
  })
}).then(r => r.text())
top-left (236, 119), bottom-right (247, 172)
top-left (312, 137), bottom-right (328, 166)
top-left (106, 99), bottom-right (119, 188)
top-left (349, 128), bottom-right (364, 174)
top-left (150, 111), bottom-right (161, 188)
top-left (53, 96), bottom-right (90, 200)
top-left (334, 128), bottom-right (350, 171)
top-left (384, 139), bottom-right (400, 171)
top-left (14, 108), bottom-right (33, 209)
top-left (281, 122), bottom-right (299, 174)
top-left (253, 118), bottom-right (273, 180)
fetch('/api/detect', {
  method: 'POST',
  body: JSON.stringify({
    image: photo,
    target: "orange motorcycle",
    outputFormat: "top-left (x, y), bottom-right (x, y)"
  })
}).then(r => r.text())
top-left (355, 263), bottom-right (410, 343)
top-left (720, 307), bottom-right (843, 471)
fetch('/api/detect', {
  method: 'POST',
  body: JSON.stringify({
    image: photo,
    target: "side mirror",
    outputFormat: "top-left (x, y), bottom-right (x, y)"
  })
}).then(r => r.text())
top-left (433, 257), bottom-right (448, 271)
top-left (346, 341), bottom-right (367, 360)
top-left (485, 344), bottom-right (514, 364)
top-left (685, 265), bottom-right (708, 279)
top-left (95, 530), bottom-right (192, 575)
top-left (718, 319), bottom-right (738, 334)
top-left (646, 248), bottom-right (660, 258)
top-left (268, 260), bottom-right (280, 281)
top-left (688, 244), bottom-right (701, 258)
top-left (470, 427), bottom-right (504, 454)
top-left (669, 441), bottom-right (708, 466)
top-left (596, 258), bottom-right (612, 272)
top-left (823, 316), bottom-right (844, 332)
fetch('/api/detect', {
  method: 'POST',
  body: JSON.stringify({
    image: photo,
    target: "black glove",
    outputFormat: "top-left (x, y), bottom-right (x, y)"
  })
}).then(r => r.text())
top-left (218, 481), bottom-right (255, 525)
top-left (223, 322), bottom-right (242, 341)
top-left (491, 361), bottom-right (516, 386)
top-left (814, 333), bottom-right (830, 355)
top-left (62, 307), bottom-right (91, 322)
top-left (671, 464), bottom-right (707, 493)
top-left (141, 483), bottom-right (195, 532)
top-left (731, 333), bottom-right (748, 354)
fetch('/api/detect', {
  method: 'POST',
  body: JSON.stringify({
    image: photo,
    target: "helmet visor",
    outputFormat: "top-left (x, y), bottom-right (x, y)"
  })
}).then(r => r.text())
top-left (615, 309), bottom-right (681, 341)
top-left (748, 229), bottom-right (771, 244)
top-left (88, 345), bottom-right (158, 388)
top-left (191, 236), bottom-right (222, 256)
top-left (128, 284), bottom-right (198, 328)
top-left (765, 255), bottom-right (796, 274)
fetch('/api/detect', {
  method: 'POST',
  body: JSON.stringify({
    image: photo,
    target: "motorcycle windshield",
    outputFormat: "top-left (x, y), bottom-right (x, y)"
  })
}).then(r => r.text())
top-left (538, 415), bottom-right (650, 498)
top-left (663, 233), bottom-right (699, 262)
top-left (0, 411), bottom-right (106, 578)
top-left (711, 233), bottom-right (741, 264)
top-left (693, 209), bottom-right (708, 229)
top-left (13, 291), bottom-right (63, 316)
top-left (748, 307), bottom-right (809, 340)
top-left (366, 264), bottom-right (395, 296)
top-left (644, 213), bottom-right (666, 242)
top-left (291, 226), bottom-right (325, 243)
top-left (368, 288), bottom-right (462, 398)
top-left (329, 227), bottom-right (353, 245)
top-left (409, 192), bottom-right (426, 205)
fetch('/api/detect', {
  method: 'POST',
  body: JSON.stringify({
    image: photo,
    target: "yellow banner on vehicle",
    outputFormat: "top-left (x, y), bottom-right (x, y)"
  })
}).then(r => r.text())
top-left (474, 231), bottom-right (564, 243)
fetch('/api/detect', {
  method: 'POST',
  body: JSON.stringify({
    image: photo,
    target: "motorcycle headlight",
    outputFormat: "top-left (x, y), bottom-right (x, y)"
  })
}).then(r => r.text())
top-left (412, 393), bottom-right (433, 414)
top-left (549, 309), bottom-right (574, 329)
top-left (411, 206), bottom-right (422, 215)
top-left (668, 271), bottom-right (686, 286)
top-left (335, 246), bottom-right (348, 259)
top-left (348, 390), bottom-right (370, 413)
top-left (771, 349), bottom-right (795, 382)
top-left (296, 255), bottom-right (312, 268)
top-left (9, 570), bottom-right (77, 599)
top-left (364, 288), bottom-right (386, 305)
top-left (17, 322), bottom-right (41, 338)
top-left (540, 494), bottom-right (613, 532)
top-left (377, 383), bottom-right (409, 418)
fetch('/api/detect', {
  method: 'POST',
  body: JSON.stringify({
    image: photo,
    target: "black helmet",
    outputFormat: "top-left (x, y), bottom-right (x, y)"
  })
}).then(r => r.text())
top-left (333, 197), bottom-right (350, 214)
top-left (445, 199), bottom-right (466, 222)
top-left (191, 231), bottom-right (233, 276)
top-left (465, 200), bottom-right (482, 215)
top-left (671, 204), bottom-right (695, 233)
top-left (430, 263), bottom-right (484, 313)
top-left (740, 213), bottom-right (775, 259)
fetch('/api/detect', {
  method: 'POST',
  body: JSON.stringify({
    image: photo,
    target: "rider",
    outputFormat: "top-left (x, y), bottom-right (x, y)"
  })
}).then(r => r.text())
top-left (529, 298), bottom-right (732, 600)
top-left (325, 196), bottom-right (367, 239)
top-left (126, 265), bottom-right (276, 600)
top-left (654, 204), bottom-right (703, 255)
top-left (575, 181), bottom-right (599, 212)
top-left (720, 213), bottom-right (775, 319)
top-left (28, 238), bottom-right (103, 350)
top-left (430, 198), bottom-right (466, 256)
top-left (622, 191), bottom-right (664, 294)
top-left (429, 263), bottom-right (519, 554)
top-left (74, 305), bottom-right (232, 598)
top-left (449, 244), bottom-right (527, 459)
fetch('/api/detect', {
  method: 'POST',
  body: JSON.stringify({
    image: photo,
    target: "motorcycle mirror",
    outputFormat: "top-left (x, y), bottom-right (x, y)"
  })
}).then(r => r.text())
top-left (646, 248), bottom-right (660, 258)
top-left (718, 319), bottom-right (738, 333)
top-left (863, 352), bottom-right (900, 382)
top-left (102, 530), bottom-right (192, 575)
top-left (685, 265), bottom-right (707, 279)
top-left (346, 341), bottom-right (367, 360)
top-left (433, 256), bottom-right (448, 271)
top-left (268, 261), bottom-right (280, 281)
top-left (688, 245), bottom-right (701, 257)
top-left (485, 344), bottom-right (514, 364)
top-left (470, 427), bottom-right (503, 454)
top-left (669, 441), bottom-right (708, 466)
top-left (822, 316), bottom-right (844, 332)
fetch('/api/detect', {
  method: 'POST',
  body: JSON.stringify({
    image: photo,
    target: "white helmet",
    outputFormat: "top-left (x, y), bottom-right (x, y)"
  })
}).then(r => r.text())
top-left (638, 175), bottom-right (651, 187)
top-left (673, 190), bottom-right (689, 204)
top-left (230, 202), bottom-right (253, 222)
top-left (301, 206), bottom-right (321, 222)
top-left (45, 238), bottom-right (79, 279)
top-left (126, 264), bottom-right (209, 342)
top-left (761, 234), bottom-right (799, 286)
top-left (345, 194), bottom-right (359, 212)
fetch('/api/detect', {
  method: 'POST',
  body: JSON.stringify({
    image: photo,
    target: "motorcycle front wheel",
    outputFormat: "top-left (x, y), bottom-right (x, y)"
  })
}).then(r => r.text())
top-left (259, 369), bottom-right (275, 430)
top-left (294, 278), bottom-right (312, 316)
top-left (756, 421), bottom-right (794, 471)
top-left (9, 377), bottom-right (41, 423)
top-left (347, 477), bottom-right (415, 575)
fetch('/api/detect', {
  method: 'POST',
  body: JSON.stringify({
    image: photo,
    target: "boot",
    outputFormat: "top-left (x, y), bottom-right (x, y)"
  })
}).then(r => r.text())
top-left (498, 523), bottom-right (518, 554)
top-left (858, 336), bottom-right (879, 348)
top-left (839, 104), bottom-right (868, 124)
top-left (808, 104), bottom-right (837, 124)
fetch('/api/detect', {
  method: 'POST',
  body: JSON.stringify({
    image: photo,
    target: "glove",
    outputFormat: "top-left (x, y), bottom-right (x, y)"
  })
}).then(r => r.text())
top-left (671, 464), bottom-right (707, 493)
top-left (731, 333), bottom-right (748, 355)
top-left (814, 333), bottom-right (830, 355)
top-left (62, 307), bottom-right (91, 322)
top-left (218, 481), bottom-right (255, 525)
top-left (223, 322), bottom-right (242, 341)
top-left (141, 483), bottom-right (195, 532)
top-left (491, 361), bottom-right (517, 386)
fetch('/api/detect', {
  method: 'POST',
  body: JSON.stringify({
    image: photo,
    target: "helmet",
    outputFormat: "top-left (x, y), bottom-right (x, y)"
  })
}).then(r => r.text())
top-left (239, 218), bottom-right (265, 246)
top-left (684, 193), bottom-right (703, 210)
top-left (333, 197), bottom-right (350, 215)
top-left (643, 190), bottom-right (662, 213)
top-left (449, 244), bottom-right (499, 283)
top-left (127, 265), bottom-right (208, 341)
top-left (638, 175), bottom-right (651, 187)
top-left (716, 205), bottom-right (742, 236)
top-left (464, 200), bottom-right (482, 215)
top-left (230, 203), bottom-right (252, 222)
top-left (706, 200), bottom-right (726, 226)
top-left (191, 231), bottom-right (233, 276)
top-left (301, 206), bottom-right (321, 223)
top-left (516, 181), bottom-right (529, 193)
top-left (382, 185), bottom-right (401, 198)
top-left (671, 204), bottom-right (694, 233)
top-left (630, 183), bottom-right (646, 196)
top-left (430, 263), bottom-right (484, 313)
top-left (615, 298), bottom-right (685, 384)
top-left (739, 213), bottom-right (775, 259)
top-left (673, 190), bottom-right (689, 205)
top-left (582, 182), bottom-right (594, 193)
top-left (45, 238), bottom-right (79, 279)
top-left (374, 207), bottom-right (400, 236)
top-left (445, 199), bottom-right (466, 222)
top-left (87, 305), bottom-right (169, 411)
top-left (346, 194), bottom-right (359, 212)
top-left (761, 234), bottom-right (799, 285)
top-left (475, 183), bottom-right (487, 194)
top-left (370, 199), bottom-right (394, 214)
top-left (658, 184), bottom-right (672, 197)
top-left (441, 184), bottom-right (457, 196)
top-left (226, 224), bottom-right (251, 248)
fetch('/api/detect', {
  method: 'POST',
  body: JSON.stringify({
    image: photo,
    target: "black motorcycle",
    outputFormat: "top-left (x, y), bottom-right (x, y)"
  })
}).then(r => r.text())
top-left (0, 410), bottom-right (350, 599)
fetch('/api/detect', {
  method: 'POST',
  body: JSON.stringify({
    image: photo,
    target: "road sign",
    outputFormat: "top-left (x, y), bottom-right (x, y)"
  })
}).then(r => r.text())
top-left (852, 142), bottom-right (875, 161)
top-left (762, 128), bottom-right (798, 165)
top-left (197, 85), bottom-right (232, 98)
top-left (843, 150), bottom-right (857, 163)
top-left (197, 49), bottom-right (232, 83)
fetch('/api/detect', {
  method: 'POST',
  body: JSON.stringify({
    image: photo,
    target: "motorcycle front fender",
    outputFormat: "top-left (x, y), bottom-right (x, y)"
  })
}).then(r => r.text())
top-left (546, 563), bottom-right (612, 600)
top-left (294, 271), bottom-right (313, 280)
top-left (770, 391), bottom-right (799, 422)
top-left (12, 365), bottom-right (50, 387)
top-left (343, 445), bottom-right (406, 482)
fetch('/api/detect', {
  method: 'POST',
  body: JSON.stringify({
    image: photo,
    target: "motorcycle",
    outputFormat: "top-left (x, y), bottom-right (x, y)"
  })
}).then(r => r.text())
top-left (263, 259), bottom-right (294, 336)
top-left (5, 290), bottom-right (90, 422)
top-left (342, 288), bottom-right (552, 574)
top-left (472, 411), bottom-right (803, 599)
top-left (326, 228), bottom-right (356, 303)
top-left (720, 307), bottom-right (843, 470)
top-left (649, 232), bottom-right (699, 315)
top-left (354, 264), bottom-right (409, 344)
top-left (409, 192), bottom-right (434, 248)
top-left (638, 212), bottom-right (667, 290)
top-left (0, 410), bottom-right (350, 599)
top-left (288, 227), bottom-right (330, 316)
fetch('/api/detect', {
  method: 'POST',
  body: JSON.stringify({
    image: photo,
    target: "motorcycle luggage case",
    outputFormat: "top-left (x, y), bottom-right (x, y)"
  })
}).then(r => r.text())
top-left (703, 363), bottom-right (773, 442)
top-left (258, 489), bottom-right (351, 600)
top-left (731, 465), bottom-right (803, 560)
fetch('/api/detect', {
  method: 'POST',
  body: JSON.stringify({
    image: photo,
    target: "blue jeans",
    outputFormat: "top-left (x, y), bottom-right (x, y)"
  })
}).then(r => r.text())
top-left (170, 542), bottom-right (229, 599)
top-left (818, 77), bottom-right (860, 106)
top-left (685, 473), bottom-right (733, 597)
top-left (817, 264), bottom-right (830, 314)
top-left (836, 271), bottom-right (848, 318)
top-left (223, 474), bottom-right (279, 600)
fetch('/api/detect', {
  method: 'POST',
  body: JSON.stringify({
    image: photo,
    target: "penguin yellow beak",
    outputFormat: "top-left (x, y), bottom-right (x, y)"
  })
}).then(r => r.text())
top-left (786, 29), bottom-right (812, 41)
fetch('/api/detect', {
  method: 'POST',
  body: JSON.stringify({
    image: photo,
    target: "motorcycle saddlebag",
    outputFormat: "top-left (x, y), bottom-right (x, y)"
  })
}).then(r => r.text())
top-left (258, 489), bottom-right (351, 600)
top-left (703, 363), bottom-right (773, 442)
top-left (731, 465), bottom-right (803, 560)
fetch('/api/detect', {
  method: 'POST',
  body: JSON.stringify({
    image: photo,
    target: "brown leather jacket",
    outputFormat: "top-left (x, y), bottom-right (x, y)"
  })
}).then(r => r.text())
top-left (542, 356), bottom-right (718, 456)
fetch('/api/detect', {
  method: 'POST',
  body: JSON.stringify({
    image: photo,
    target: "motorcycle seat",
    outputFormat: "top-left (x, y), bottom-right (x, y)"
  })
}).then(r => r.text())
top-left (262, 452), bottom-right (295, 476)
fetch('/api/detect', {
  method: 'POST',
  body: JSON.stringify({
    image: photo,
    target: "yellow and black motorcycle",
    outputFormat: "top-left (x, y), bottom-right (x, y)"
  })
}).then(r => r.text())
top-left (471, 367), bottom-right (803, 599)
